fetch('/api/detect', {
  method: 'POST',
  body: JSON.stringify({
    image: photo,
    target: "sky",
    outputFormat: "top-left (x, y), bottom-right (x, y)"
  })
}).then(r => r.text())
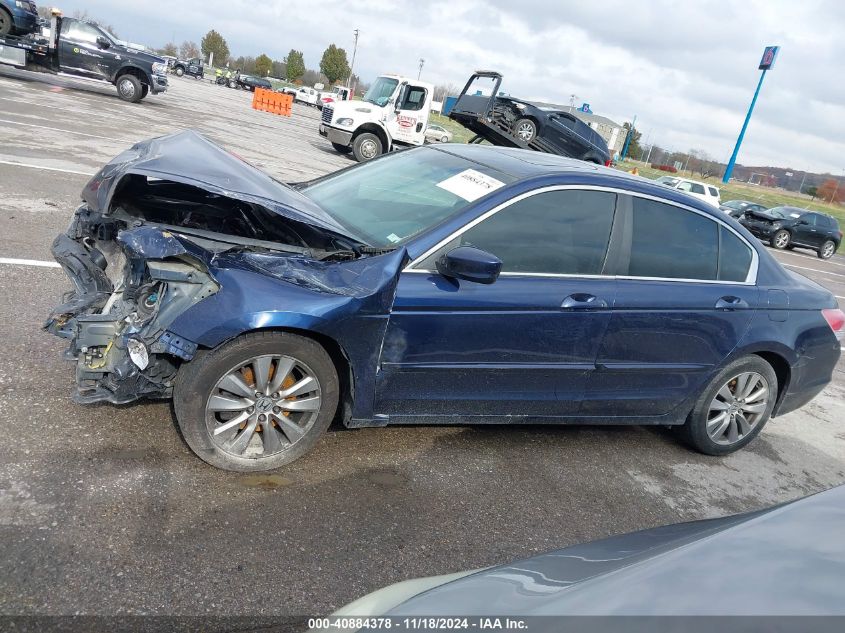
top-left (57, 0), bottom-right (845, 175)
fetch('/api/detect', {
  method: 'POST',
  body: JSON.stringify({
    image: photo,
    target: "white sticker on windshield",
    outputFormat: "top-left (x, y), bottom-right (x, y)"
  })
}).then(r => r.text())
top-left (790, 213), bottom-right (801, 218)
top-left (436, 169), bottom-right (505, 202)
top-left (386, 233), bottom-right (401, 243)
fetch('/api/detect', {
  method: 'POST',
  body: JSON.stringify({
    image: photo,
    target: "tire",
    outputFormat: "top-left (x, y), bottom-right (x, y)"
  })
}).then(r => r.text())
top-left (770, 229), bottom-right (790, 250)
top-left (818, 240), bottom-right (836, 260)
top-left (174, 331), bottom-right (340, 472)
top-left (115, 74), bottom-right (143, 103)
top-left (0, 8), bottom-right (12, 36)
top-left (140, 85), bottom-right (149, 100)
top-left (175, 67), bottom-right (184, 77)
top-left (679, 355), bottom-right (778, 456)
top-left (513, 118), bottom-right (537, 142)
top-left (441, 136), bottom-right (449, 143)
top-left (352, 132), bottom-right (383, 162)
top-left (331, 142), bottom-right (353, 155)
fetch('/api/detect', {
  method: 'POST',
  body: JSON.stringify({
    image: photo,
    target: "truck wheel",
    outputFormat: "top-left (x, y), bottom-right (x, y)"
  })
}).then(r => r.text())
top-left (175, 67), bottom-right (184, 77)
top-left (331, 143), bottom-right (353, 155)
top-left (352, 133), bottom-right (383, 162)
top-left (116, 75), bottom-right (143, 103)
top-left (140, 85), bottom-right (149, 100)
top-left (0, 8), bottom-right (12, 36)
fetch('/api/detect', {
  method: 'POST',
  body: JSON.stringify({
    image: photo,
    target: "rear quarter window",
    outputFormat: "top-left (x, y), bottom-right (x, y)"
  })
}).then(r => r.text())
top-left (719, 227), bottom-right (753, 282)
top-left (708, 187), bottom-right (719, 197)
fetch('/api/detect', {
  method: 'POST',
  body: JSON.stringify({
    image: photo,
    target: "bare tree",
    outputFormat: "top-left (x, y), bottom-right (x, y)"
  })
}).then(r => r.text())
top-left (179, 41), bottom-right (201, 60)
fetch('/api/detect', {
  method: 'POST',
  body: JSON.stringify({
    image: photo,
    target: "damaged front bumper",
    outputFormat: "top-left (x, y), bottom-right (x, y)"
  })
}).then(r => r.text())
top-left (45, 210), bottom-right (217, 405)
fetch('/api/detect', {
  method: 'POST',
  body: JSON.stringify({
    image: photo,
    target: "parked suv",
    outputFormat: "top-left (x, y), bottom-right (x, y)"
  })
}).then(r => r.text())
top-left (740, 206), bottom-right (842, 259)
top-left (494, 98), bottom-right (610, 164)
top-left (0, 0), bottom-right (39, 36)
top-left (655, 176), bottom-right (721, 208)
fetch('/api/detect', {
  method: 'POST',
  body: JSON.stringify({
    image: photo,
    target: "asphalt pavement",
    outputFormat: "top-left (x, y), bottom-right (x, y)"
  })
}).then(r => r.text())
top-left (1, 69), bottom-right (844, 617)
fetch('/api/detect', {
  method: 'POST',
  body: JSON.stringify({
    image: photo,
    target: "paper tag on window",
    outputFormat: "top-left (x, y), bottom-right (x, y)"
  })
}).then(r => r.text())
top-left (386, 233), bottom-right (401, 243)
top-left (436, 169), bottom-right (505, 202)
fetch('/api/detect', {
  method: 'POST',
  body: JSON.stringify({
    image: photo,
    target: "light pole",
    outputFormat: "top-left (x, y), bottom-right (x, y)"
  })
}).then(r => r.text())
top-left (346, 29), bottom-right (359, 89)
top-left (723, 46), bottom-right (779, 184)
top-left (418, 58), bottom-right (425, 80)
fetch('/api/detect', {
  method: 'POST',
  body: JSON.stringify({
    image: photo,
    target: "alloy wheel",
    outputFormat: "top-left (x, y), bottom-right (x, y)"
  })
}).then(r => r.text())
top-left (822, 242), bottom-right (835, 259)
top-left (516, 122), bottom-right (534, 141)
top-left (706, 372), bottom-right (770, 446)
top-left (205, 354), bottom-right (322, 458)
top-left (774, 232), bottom-right (790, 248)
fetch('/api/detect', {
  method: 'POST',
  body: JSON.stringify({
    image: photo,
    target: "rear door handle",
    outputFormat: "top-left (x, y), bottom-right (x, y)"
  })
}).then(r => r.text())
top-left (561, 293), bottom-right (608, 310)
top-left (715, 296), bottom-right (750, 310)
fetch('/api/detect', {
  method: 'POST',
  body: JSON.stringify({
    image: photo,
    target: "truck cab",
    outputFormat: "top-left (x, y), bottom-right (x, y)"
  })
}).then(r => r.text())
top-left (319, 74), bottom-right (433, 162)
top-left (318, 85), bottom-right (351, 109)
top-left (173, 56), bottom-right (203, 79)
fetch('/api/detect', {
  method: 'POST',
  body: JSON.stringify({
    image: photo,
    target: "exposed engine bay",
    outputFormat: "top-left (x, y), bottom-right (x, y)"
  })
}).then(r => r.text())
top-left (44, 130), bottom-right (378, 405)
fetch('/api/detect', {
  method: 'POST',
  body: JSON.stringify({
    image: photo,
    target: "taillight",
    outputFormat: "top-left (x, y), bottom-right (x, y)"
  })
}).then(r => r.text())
top-left (822, 308), bottom-right (845, 340)
top-left (604, 159), bottom-right (612, 167)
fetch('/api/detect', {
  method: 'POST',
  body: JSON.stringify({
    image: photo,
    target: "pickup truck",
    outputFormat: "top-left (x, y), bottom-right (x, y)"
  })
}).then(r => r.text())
top-left (172, 56), bottom-right (203, 79)
top-left (0, 11), bottom-right (168, 103)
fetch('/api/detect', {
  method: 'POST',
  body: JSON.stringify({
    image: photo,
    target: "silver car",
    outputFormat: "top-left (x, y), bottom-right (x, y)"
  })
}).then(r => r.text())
top-left (424, 124), bottom-right (452, 143)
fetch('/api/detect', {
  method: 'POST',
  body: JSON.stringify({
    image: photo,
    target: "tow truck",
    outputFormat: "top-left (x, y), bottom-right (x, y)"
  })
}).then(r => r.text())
top-left (0, 8), bottom-right (167, 103)
top-left (320, 73), bottom-right (433, 162)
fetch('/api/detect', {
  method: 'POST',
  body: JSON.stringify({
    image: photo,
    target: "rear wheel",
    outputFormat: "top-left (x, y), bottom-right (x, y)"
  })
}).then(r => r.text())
top-left (175, 67), bottom-right (184, 77)
top-left (513, 118), bottom-right (537, 142)
top-left (819, 240), bottom-right (836, 260)
top-left (441, 135), bottom-right (449, 143)
top-left (174, 332), bottom-right (339, 471)
top-left (116, 74), bottom-right (143, 103)
top-left (679, 355), bottom-right (777, 456)
top-left (771, 229), bottom-right (790, 250)
top-left (0, 8), bottom-right (12, 36)
top-left (352, 132), bottom-right (383, 162)
top-left (331, 142), bottom-right (353, 155)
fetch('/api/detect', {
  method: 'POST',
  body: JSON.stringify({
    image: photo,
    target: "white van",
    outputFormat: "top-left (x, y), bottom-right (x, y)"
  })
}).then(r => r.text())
top-left (655, 176), bottom-right (721, 208)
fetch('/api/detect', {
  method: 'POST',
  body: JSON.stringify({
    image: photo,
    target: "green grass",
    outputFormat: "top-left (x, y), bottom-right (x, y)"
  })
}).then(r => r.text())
top-left (428, 112), bottom-right (476, 144)
top-left (615, 159), bottom-right (845, 223)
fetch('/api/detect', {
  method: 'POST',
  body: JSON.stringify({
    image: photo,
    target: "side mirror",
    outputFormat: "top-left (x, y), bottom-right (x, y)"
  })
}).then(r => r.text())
top-left (96, 36), bottom-right (111, 49)
top-left (436, 246), bottom-right (502, 285)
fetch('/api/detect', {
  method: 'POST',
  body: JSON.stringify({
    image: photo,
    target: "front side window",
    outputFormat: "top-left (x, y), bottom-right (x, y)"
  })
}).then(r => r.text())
top-left (627, 197), bottom-right (718, 280)
top-left (419, 190), bottom-right (617, 275)
top-left (690, 183), bottom-right (706, 194)
top-left (401, 86), bottom-right (427, 111)
top-left (64, 21), bottom-right (102, 45)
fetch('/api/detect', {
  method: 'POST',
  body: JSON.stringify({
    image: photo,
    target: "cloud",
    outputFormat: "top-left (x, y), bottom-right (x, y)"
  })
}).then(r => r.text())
top-left (56, 0), bottom-right (844, 173)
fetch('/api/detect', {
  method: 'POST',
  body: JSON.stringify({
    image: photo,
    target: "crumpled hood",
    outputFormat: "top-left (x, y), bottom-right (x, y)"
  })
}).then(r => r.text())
top-left (81, 130), bottom-right (352, 238)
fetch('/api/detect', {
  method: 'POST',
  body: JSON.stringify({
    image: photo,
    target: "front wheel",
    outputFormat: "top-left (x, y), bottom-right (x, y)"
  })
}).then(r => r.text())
top-left (771, 229), bottom-right (790, 250)
top-left (175, 67), bottom-right (184, 77)
top-left (331, 142), bottom-right (353, 155)
top-left (679, 356), bottom-right (777, 456)
top-left (174, 332), bottom-right (340, 471)
top-left (513, 118), bottom-right (537, 142)
top-left (116, 74), bottom-right (143, 103)
top-left (819, 240), bottom-right (836, 260)
top-left (352, 132), bottom-right (383, 162)
top-left (441, 136), bottom-right (449, 143)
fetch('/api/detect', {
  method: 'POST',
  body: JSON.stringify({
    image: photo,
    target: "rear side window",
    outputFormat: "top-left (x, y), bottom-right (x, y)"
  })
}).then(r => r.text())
top-left (719, 227), bottom-right (753, 282)
top-left (627, 198), bottom-right (718, 280)
top-left (815, 215), bottom-right (831, 228)
top-left (420, 190), bottom-right (617, 275)
top-left (708, 187), bottom-right (719, 197)
top-left (689, 183), bottom-right (706, 194)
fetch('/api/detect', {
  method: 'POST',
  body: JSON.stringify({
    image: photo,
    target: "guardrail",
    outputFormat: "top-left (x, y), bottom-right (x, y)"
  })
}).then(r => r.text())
top-left (252, 88), bottom-right (292, 117)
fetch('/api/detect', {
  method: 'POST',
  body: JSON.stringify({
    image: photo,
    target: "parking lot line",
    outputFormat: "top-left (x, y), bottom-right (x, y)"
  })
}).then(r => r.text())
top-left (0, 257), bottom-right (60, 268)
top-left (783, 263), bottom-right (845, 279)
top-left (0, 118), bottom-right (130, 142)
top-left (0, 159), bottom-right (94, 176)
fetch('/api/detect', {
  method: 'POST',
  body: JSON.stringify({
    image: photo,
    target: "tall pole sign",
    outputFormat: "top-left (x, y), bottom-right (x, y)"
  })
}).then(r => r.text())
top-left (722, 46), bottom-right (779, 183)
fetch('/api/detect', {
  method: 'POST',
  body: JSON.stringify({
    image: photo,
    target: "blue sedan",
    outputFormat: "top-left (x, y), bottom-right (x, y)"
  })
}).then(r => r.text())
top-left (47, 131), bottom-right (843, 471)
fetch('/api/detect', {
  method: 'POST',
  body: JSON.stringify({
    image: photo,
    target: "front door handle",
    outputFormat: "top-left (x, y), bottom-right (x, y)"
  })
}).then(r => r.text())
top-left (561, 293), bottom-right (608, 310)
top-left (715, 296), bottom-right (750, 310)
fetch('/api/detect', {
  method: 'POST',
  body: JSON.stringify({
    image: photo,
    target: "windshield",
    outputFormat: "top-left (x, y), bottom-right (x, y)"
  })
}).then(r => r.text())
top-left (300, 147), bottom-right (516, 248)
top-left (363, 77), bottom-right (399, 106)
top-left (656, 176), bottom-right (680, 186)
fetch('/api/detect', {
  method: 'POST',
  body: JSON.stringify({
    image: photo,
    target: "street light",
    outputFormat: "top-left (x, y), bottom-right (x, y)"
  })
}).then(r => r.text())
top-left (346, 29), bottom-right (359, 90)
top-left (418, 58), bottom-right (425, 80)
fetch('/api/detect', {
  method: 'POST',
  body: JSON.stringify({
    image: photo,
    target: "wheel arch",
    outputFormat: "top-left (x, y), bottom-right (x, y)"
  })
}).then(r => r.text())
top-left (115, 64), bottom-right (151, 86)
top-left (753, 350), bottom-right (792, 415)
top-left (353, 123), bottom-right (390, 151)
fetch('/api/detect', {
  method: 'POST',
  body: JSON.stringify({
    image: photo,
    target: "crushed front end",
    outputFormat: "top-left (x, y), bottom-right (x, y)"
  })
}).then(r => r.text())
top-left (45, 210), bottom-right (217, 404)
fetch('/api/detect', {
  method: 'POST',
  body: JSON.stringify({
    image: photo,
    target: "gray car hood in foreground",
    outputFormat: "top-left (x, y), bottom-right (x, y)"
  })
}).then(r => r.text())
top-left (367, 485), bottom-right (845, 616)
top-left (80, 130), bottom-right (352, 238)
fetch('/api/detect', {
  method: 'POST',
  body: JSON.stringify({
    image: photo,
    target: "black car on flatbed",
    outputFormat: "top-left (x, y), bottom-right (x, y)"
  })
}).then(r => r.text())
top-left (449, 71), bottom-right (611, 165)
top-left (0, 11), bottom-right (167, 103)
top-left (236, 74), bottom-right (272, 91)
top-left (740, 206), bottom-right (842, 259)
